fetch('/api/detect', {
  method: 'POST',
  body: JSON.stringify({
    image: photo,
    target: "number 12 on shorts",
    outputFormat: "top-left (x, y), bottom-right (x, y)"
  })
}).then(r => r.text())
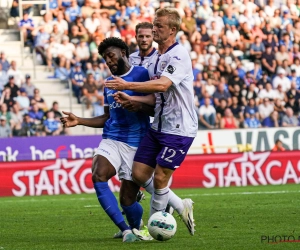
top-left (161, 147), bottom-right (177, 163)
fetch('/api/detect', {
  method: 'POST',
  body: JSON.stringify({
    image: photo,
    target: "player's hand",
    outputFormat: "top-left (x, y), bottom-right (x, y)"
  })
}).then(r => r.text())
top-left (113, 92), bottom-right (141, 112)
top-left (113, 91), bottom-right (131, 103)
top-left (60, 111), bottom-right (79, 128)
top-left (105, 76), bottom-right (128, 90)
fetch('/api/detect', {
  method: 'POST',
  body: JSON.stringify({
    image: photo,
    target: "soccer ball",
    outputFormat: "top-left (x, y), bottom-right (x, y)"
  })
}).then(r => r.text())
top-left (147, 211), bottom-right (177, 241)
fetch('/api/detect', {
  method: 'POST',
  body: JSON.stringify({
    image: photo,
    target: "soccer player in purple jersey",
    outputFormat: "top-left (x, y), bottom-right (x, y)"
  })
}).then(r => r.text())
top-left (129, 22), bottom-right (157, 68)
top-left (61, 37), bottom-right (155, 242)
top-left (106, 8), bottom-right (198, 236)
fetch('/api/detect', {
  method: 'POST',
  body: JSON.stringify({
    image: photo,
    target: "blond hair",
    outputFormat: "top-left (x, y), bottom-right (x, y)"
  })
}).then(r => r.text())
top-left (155, 8), bottom-right (181, 32)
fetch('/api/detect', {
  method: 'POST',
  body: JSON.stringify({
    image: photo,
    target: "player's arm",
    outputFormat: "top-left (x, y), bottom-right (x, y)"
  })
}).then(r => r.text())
top-left (60, 107), bottom-right (109, 128)
top-left (106, 76), bottom-right (172, 93)
top-left (114, 92), bottom-right (155, 116)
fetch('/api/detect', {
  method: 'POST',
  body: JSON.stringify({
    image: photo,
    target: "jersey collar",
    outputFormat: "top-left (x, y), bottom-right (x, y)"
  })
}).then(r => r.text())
top-left (138, 47), bottom-right (156, 57)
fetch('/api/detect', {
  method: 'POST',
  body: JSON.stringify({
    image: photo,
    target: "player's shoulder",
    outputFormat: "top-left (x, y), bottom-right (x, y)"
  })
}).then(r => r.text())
top-left (131, 65), bottom-right (148, 74)
top-left (165, 43), bottom-right (190, 60)
top-left (129, 51), bottom-right (140, 59)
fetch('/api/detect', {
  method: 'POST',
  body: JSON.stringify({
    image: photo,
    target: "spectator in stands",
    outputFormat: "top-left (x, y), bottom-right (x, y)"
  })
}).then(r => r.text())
top-left (258, 82), bottom-right (276, 100)
top-left (58, 36), bottom-right (76, 70)
top-left (19, 114), bottom-right (37, 137)
top-left (69, 25), bottom-right (82, 46)
top-left (30, 88), bottom-right (47, 111)
top-left (4, 75), bottom-right (19, 98)
top-left (244, 109), bottom-right (261, 128)
top-left (18, 12), bottom-right (35, 45)
top-left (0, 116), bottom-right (12, 138)
top-left (250, 36), bottom-right (265, 60)
top-left (179, 34), bottom-right (192, 52)
top-left (259, 97), bottom-right (274, 120)
top-left (272, 139), bottom-right (286, 151)
top-left (220, 108), bottom-right (239, 129)
top-left (28, 103), bottom-right (44, 125)
top-left (290, 58), bottom-right (300, 77)
top-left (216, 98), bottom-right (228, 124)
top-left (213, 83), bottom-right (232, 107)
top-left (0, 64), bottom-right (8, 95)
top-left (10, 102), bottom-right (22, 136)
top-left (54, 56), bottom-right (69, 81)
top-left (243, 82), bottom-right (258, 105)
top-left (42, 110), bottom-right (62, 136)
top-left (181, 8), bottom-right (197, 38)
top-left (0, 52), bottom-right (10, 72)
top-left (274, 84), bottom-right (287, 104)
top-left (244, 98), bottom-right (259, 119)
top-left (70, 62), bottom-right (85, 103)
top-left (257, 71), bottom-right (270, 90)
top-left (34, 26), bottom-right (50, 64)
top-left (99, 10), bottom-right (111, 34)
top-left (49, 0), bottom-right (59, 17)
top-left (0, 87), bottom-right (14, 110)
top-left (50, 24), bottom-right (64, 44)
top-left (65, 0), bottom-right (81, 23)
top-left (228, 69), bottom-right (246, 95)
top-left (106, 23), bottom-right (121, 38)
top-left (81, 72), bottom-right (103, 109)
top-left (262, 110), bottom-right (280, 127)
top-left (261, 44), bottom-right (277, 76)
top-left (285, 92), bottom-right (299, 115)
top-left (84, 11), bottom-right (101, 36)
top-left (275, 44), bottom-right (290, 67)
top-left (76, 39), bottom-right (90, 67)
top-left (230, 95), bottom-right (244, 127)
top-left (45, 35), bottom-right (61, 71)
top-left (198, 97), bottom-right (216, 129)
top-left (282, 107), bottom-right (298, 126)
top-left (14, 88), bottom-right (30, 115)
top-left (272, 68), bottom-right (291, 92)
top-left (121, 21), bottom-right (136, 39)
top-left (7, 61), bottom-right (24, 87)
top-left (89, 36), bottom-right (102, 54)
top-left (0, 103), bottom-right (12, 126)
top-left (71, 16), bottom-right (88, 40)
top-left (21, 74), bottom-right (35, 98)
top-left (52, 11), bottom-right (68, 35)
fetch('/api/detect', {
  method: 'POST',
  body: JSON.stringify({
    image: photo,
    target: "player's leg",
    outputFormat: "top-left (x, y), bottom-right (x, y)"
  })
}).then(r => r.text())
top-left (152, 133), bottom-right (196, 235)
top-left (92, 139), bottom-right (139, 242)
top-left (132, 129), bottom-right (184, 215)
top-left (120, 179), bottom-right (143, 230)
top-left (118, 141), bottom-right (144, 231)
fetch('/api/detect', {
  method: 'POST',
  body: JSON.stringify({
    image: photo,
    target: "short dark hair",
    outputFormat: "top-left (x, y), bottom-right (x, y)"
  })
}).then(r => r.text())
top-left (135, 22), bottom-right (153, 35)
top-left (98, 37), bottom-right (129, 58)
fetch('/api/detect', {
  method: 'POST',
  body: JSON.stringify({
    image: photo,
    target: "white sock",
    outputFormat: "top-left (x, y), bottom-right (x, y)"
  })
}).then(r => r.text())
top-left (150, 187), bottom-right (169, 216)
top-left (143, 177), bottom-right (154, 194)
top-left (169, 190), bottom-right (184, 214)
top-left (143, 177), bottom-right (184, 215)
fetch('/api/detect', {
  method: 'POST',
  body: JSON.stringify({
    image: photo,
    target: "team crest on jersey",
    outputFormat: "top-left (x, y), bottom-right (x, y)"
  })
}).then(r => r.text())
top-left (160, 61), bottom-right (167, 71)
top-left (166, 65), bottom-right (176, 74)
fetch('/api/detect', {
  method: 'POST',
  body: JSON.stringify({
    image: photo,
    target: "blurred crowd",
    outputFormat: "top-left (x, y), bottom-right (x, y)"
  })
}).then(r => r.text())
top-left (0, 55), bottom-right (65, 137)
top-left (6, 0), bottom-right (300, 133)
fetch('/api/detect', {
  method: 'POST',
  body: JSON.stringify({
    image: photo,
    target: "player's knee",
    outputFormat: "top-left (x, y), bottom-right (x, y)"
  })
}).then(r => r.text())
top-left (153, 172), bottom-right (168, 189)
top-left (91, 171), bottom-right (109, 183)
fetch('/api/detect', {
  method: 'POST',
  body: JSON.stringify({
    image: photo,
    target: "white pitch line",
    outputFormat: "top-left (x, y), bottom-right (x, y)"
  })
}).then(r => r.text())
top-left (1, 190), bottom-right (299, 203)
top-left (185, 190), bottom-right (300, 197)
top-left (84, 205), bottom-right (99, 208)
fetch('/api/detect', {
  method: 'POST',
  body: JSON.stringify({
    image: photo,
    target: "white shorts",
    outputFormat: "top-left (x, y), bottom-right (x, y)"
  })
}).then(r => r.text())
top-left (94, 139), bottom-right (137, 181)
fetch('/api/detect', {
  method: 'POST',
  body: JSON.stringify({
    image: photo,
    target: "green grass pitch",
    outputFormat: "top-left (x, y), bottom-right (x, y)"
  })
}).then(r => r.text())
top-left (1, 184), bottom-right (300, 250)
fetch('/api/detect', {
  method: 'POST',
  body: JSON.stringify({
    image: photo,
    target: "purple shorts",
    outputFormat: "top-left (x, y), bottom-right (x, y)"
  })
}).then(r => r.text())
top-left (134, 129), bottom-right (194, 170)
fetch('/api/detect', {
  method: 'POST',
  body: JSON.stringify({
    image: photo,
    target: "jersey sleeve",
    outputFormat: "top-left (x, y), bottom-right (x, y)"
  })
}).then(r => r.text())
top-left (161, 50), bottom-right (191, 86)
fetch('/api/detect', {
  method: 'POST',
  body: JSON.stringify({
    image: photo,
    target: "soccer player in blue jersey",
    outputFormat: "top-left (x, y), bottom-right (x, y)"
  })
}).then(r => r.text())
top-left (60, 37), bottom-right (155, 242)
top-left (106, 8), bottom-right (197, 236)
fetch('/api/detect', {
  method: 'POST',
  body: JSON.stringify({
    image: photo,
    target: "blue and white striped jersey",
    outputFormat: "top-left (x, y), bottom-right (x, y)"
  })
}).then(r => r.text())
top-left (103, 66), bottom-right (150, 147)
